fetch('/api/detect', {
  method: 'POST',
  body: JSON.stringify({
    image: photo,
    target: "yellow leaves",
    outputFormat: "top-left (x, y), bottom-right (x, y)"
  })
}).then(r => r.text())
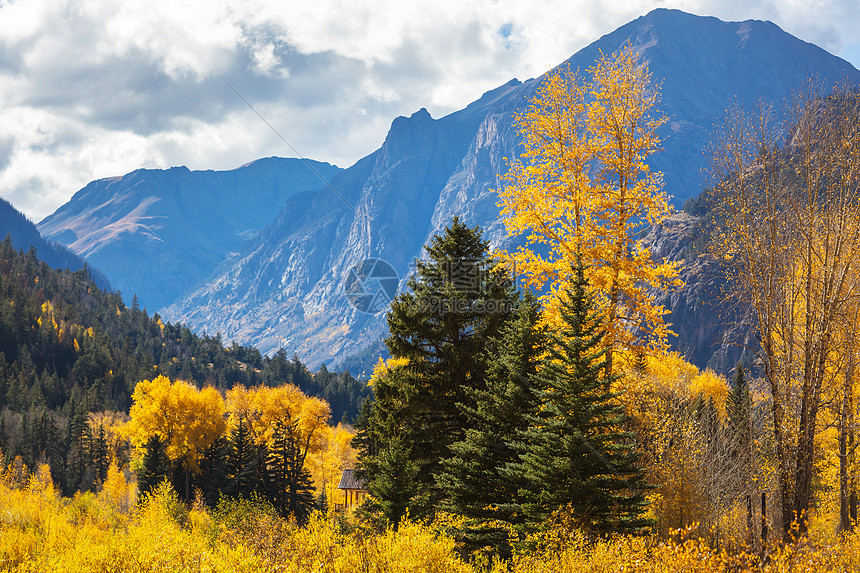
top-left (306, 423), bottom-right (357, 505)
top-left (644, 351), bottom-right (699, 384)
top-left (225, 384), bottom-right (330, 451)
top-left (690, 371), bottom-right (729, 414)
top-left (622, 351), bottom-right (728, 420)
top-left (2, 456), bottom-right (860, 572)
top-left (125, 375), bottom-right (226, 473)
top-left (498, 45), bottom-right (681, 364)
top-left (89, 411), bottom-right (130, 465)
top-left (28, 463), bottom-right (55, 499)
top-left (370, 356), bottom-right (410, 389)
top-left (99, 462), bottom-right (134, 514)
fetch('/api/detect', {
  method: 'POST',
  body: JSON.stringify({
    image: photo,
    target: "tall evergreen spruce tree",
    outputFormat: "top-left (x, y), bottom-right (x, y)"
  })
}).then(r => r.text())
top-left (266, 421), bottom-right (315, 523)
top-left (438, 292), bottom-right (545, 556)
top-left (198, 436), bottom-right (230, 507)
top-left (0, 413), bottom-right (7, 457)
top-left (361, 218), bottom-right (517, 520)
top-left (370, 436), bottom-right (420, 526)
top-left (356, 363), bottom-right (421, 526)
top-left (728, 365), bottom-right (753, 456)
top-left (511, 259), bottom-right (650, 536)
top-left (137, 434), bottom-right (170, 496)
top-left (226, 419), bottom-right (263, 498)
top-left (727, 365), bottom-right (754, 497)
top-left (92, 424), bottom-right (109, 483)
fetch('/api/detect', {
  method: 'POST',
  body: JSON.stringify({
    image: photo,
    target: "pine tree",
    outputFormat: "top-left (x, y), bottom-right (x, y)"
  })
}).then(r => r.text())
top-left (227, 419), bottom-right (263, 498)
top-left (198, 436), bottom-right (230, 508)
top-left (728, 365), bottom-right (754, 496)
top-left (369, 436), bottom-right (419, 527)
top-left (366, 217), bottom-right (517, 518)
top-left (0, 412), bottom-right (7, 458)
top-left (266, 421), bottom-right (315, 523)
top-left (511, 258), bottom-right (650, 536)
top-left (92, 424), bottom-right (109, 483)
top-left (728, 366), bottom-right (752, 453)
top-left (18, 411), bottom-right (30, 461)
top-left (438, 292), bottom-right (546, 555)
top-left (137, 434), bottom-right (170, 496)
top-left (64, 402), bottom-right (90, 495)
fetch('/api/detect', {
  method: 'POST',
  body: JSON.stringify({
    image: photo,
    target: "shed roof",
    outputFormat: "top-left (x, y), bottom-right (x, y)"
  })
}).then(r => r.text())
top-left (337, 468), bottom-right (367, 490)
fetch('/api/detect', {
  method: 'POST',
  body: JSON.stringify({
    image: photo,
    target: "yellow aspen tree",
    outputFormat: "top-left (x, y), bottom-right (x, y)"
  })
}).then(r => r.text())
top-left (499, 46), bottom-right (681, 373)
top-left (306, 423), bottom-right (357, 507)
top-left (88, 411), bottom-right (130, 465)
top-left (226, 384), bottom-right (330, 518)
top-left (835, 300), bottom-right (860, 532)
top-left (125, 375), bottom-right (226, 500)
top-left (225, 384), bottom-right (330, 452)
top-left (711, 86), bottom-right (860, 535)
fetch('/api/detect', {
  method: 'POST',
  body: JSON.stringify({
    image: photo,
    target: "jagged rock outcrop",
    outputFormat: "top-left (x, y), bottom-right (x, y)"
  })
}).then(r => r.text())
top-left (640, 212), bottom-right (757, 373)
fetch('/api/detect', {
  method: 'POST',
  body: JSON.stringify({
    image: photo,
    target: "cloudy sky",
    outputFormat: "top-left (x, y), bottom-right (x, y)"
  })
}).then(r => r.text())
top-left (1, 0), bottom-right (858, 221)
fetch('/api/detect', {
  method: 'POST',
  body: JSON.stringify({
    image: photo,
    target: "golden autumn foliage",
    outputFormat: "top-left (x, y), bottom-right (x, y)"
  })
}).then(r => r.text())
top-left (225, 383), bottom-right (330, 452)
top-left (121, 375), bottom-right (351, 514)
top-left (124, 375), bottom-right (226, 476)
top-left (613, 351), bottom-right (749, 539)
top-left (369, 356), bottom-right (410, 390)
top-left (305, 423), bottom-right (357, 505)
top-left (710, 86), bottom-right (860, 534)
top-left (89, 411), bottom-right (130, 465)
top-left (2, 464), bottom-right (860, 573)
top-left (499, 46), bottom-right (681, 370)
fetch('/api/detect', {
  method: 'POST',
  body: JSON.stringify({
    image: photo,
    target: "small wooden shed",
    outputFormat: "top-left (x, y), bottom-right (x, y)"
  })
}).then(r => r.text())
top-left (336, 468), bottom-right (368, 510)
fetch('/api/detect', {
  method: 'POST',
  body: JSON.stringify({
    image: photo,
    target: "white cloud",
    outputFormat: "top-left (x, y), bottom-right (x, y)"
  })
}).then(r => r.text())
top-left (0, 0), bottom-right (858, 220)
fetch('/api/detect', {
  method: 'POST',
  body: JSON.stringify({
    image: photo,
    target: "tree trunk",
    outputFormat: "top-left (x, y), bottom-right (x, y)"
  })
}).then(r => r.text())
top-left (764, 355), bottom-right (792, 536)
top-left (851, 391), bottom-right (858, 528)
top-left (793, 406), bottom-right (816, 536)
top-left (840, 358), bottom-right (853, 532)
top-left (761, 492), bottom-right (768, 552)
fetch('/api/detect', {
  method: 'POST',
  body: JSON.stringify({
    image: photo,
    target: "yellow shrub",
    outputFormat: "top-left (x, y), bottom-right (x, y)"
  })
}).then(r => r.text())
top-left (2, 461), bottom-right (860, 573)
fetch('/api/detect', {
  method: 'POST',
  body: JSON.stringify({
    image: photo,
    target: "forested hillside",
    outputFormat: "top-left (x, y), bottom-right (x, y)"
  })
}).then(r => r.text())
top-left (0, 237), bottom-right (370, 495)
top-left (0, 197), bottom-right (110, 291)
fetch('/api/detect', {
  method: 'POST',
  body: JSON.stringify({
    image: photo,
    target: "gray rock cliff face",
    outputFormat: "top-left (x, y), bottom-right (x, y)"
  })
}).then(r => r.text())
top-left (640, 212), bottom-right (757, 373)
top-left (39, 10), bottom-right (860, 373)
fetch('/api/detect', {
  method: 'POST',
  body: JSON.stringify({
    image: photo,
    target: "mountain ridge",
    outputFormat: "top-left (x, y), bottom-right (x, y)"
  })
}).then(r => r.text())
top-left (0, 196), bottom-right (110, 290)
top-left (38, 157), bottom-right (342, 311)
top-left (38, 9), bottom-right (860, 373)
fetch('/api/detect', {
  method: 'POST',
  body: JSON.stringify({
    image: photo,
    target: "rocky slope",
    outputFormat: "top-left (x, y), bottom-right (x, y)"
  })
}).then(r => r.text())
top-left (38, 158), bottom-right (340, 311)
top-left (640, 212), bottom-right (758, 373)
top-left (41, 9), bottom-right (860, 373)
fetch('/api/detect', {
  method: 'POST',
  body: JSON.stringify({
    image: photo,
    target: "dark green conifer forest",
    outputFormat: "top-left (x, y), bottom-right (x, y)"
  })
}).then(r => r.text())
top-left (0, 236), bottom-right (370, 500)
